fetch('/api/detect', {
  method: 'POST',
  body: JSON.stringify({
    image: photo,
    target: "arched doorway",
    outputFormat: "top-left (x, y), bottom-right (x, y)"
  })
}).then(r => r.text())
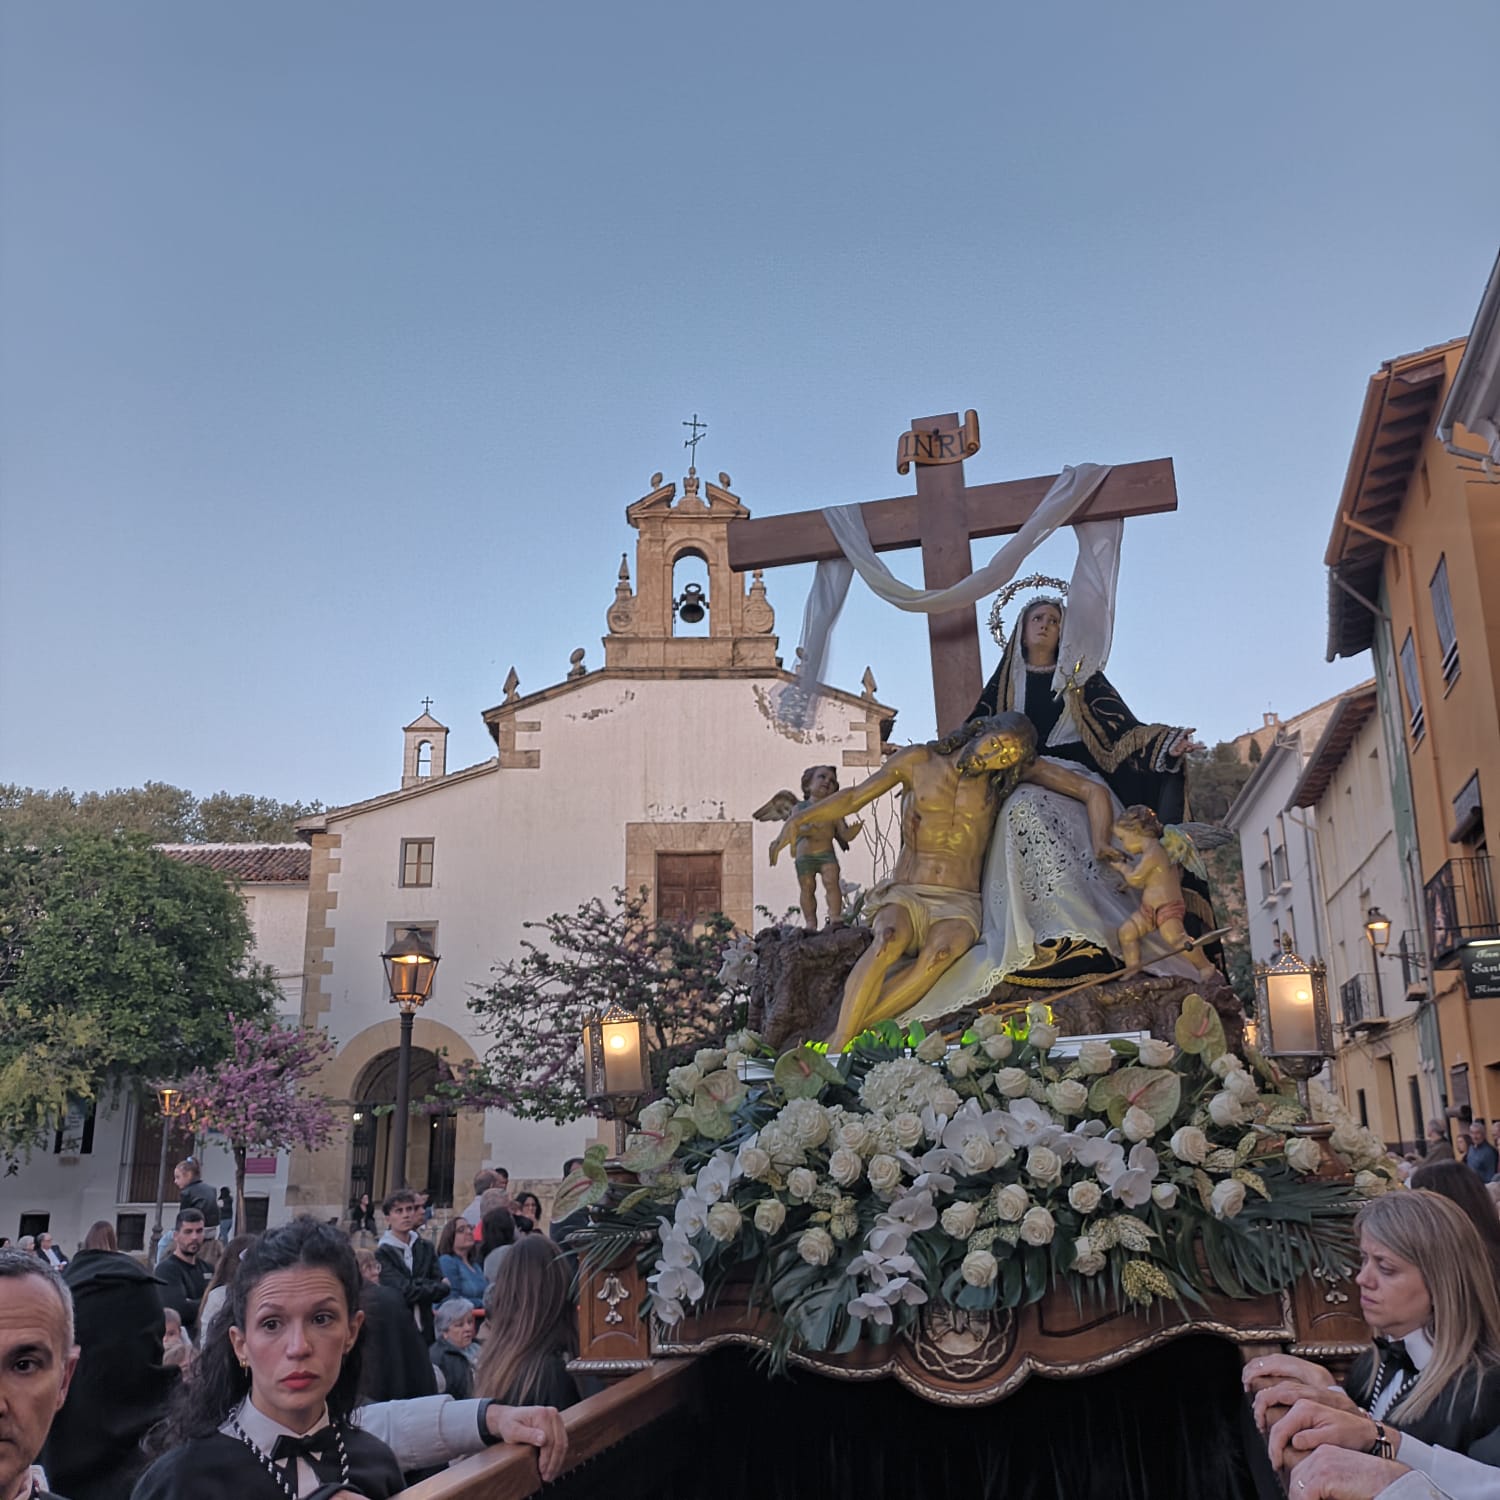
top-left (349, 1047), bottom-right (457, 1208)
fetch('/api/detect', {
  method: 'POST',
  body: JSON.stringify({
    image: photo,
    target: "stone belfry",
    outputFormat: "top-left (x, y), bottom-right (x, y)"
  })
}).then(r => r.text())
top-left (602, 466), bottom-right (779, 672)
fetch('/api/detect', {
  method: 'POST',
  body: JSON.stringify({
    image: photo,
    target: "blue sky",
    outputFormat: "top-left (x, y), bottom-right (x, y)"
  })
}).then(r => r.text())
top-left (2, 3), bottom-right (1496, 809)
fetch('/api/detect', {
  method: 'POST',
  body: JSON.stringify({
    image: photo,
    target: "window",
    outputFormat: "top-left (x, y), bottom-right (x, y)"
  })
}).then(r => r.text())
top-left (1429, 556), bottom-right (1460, 685)
top-left (1399, 631), bottom-right (1425, 741)
top-left (1259, 860), bottom-right (1274, 900)
top-left (1408, 1077), bottom-right (1423, 1147)
top-left (400, 839), bottom-right (434, 888)
top-left (1272, 816), bottom-right (1289, 889)
top-left (1356, 1089), bottom-right (1369, 1128)
top-left (657, 853), bottom-right (723, 927)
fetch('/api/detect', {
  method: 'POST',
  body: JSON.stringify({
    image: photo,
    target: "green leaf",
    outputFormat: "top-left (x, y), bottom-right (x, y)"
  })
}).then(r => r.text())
top-left (1175, 992), bottom-right (1226, 1061)
top-left (551, 1146), bottom-right (610, 1219)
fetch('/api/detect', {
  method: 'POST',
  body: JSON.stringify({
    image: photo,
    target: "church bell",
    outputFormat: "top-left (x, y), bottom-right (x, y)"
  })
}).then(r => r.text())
top-left (674, 583), bottom-right (708, 625)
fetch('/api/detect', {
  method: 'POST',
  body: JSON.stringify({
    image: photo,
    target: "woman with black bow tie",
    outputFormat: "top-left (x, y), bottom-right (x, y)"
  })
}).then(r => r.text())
top-left (132, 1217), bottom-right (404, 1500)
top-left (1245, 1191), bottom-right (1500, 1498)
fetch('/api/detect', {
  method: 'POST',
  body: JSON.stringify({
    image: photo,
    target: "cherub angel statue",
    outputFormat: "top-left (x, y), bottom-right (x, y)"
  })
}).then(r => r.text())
top-left (1102, 806), bottom-right (1226, 976)
top-left (753, 765), bottom-right (863, 931)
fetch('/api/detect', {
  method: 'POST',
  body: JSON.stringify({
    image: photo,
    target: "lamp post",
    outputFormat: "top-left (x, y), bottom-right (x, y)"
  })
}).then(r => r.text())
top-left (382, 928), bottom-right (440, 1192)
top-left (148, 1083), bottom-right (184, 1261)
top-left (1254, 935), bottom-right (1334, 1137)
top-left (581, 1002), bottom-right (651, 1154)
top-left (1364, 906), bottom-right (1391, 1017)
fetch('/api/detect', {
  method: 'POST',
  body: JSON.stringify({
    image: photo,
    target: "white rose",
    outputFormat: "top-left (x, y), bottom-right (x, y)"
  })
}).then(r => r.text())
top-left (1225, 1068), bottom-right (1259, 1104)
top-left (1170, 1126), bottom-right (1209, 1164)
top-left (781, 1098), bottom-right (831, 1149)
top-left (1151, 1182), bottom-right (1178, 1209)
top-left (705, 1202), bottom-right (742, 1242)
top-left (961, 1249), bottom-right (998, 1287)
top-left (867, 1154), bottom-right (904, 1197)
top-left (694, 1048), bottom-right (727, 1073)
top-left (1029, 1023), bottom-right (1060, 1051)
top-left (916, 1032), bottom-right (948, 1062)
top-left (828, 1148), bottom-right (863, 1187)
top-left (982, 1033), bottom-right (1014, 1061)
top-left (1209, 1091), bottom-right (1246, 1128)
top-left (1076, 1040), bottom-right (1116, 1075)
top-left (941, 1201), bottom-right (980, 1239)
top-left (1122, 1106), bottom-right (1158, 1143)
top-left (1026, 1145), bottom-right (1062, 1186)
top-left (960, 1135), bottom-right (997, 1173)
top-left (786, 1167), bottom-right (818, 1201)
top-left (1068, 1180), bottom-right (1102, 1214)
top-left (1138, 1038), bottom-right (1175, 1067)
top-left (1025, 1002), bottom-right (1051, 1028)
top-left (736, 1145), bottom-right (772, 1182)
top-left (1020, 1206), bottom-right (1056, 1246)
top-left (837, 1117), bottom-right (874, 1157)
top-left (1210, 1053), bottom-right (1245, 1079)
top-left (753, 1198), bottom-right (787, 1234)
top-left (1047, 1079), bottom-right (1089, 1116)
top-left (948, 1052), bottom-right (974, 1079)
top-left (994, 1067), bottom-right (1030, 1099)
top-left (973, 1015), bottom-right (1002, 1040)
top-left (1285, 1137), bottom-right (1324, 1175)
top-left (1211, 1179), bottom-right (1246, 1219)
top-left (1355, 1169), bottom-right (1390, 1197)
top-left (931, 1086), bottom-right (962, 1119)
top-left (1073, 1237), bottom-right (1107, 1276)
top-left (891, 1112), bottom-right (924, 1150)
top-left (797, 1227), bottom-right (836, 1266)
top-left (994, 1184), bottom-right (1030, 1221)
top-left (666, 1063), bottom-right (702, 1098)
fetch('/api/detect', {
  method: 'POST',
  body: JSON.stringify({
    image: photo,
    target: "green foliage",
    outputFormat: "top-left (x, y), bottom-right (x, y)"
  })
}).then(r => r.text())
top-left (0, 782), bottom-right (322, 845)
top-left (0, 835), bottom-right (278, 1156)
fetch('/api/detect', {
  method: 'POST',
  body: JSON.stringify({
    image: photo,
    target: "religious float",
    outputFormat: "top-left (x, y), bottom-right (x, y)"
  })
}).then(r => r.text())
top-left (399, 413), bottom-right (1388, 1500)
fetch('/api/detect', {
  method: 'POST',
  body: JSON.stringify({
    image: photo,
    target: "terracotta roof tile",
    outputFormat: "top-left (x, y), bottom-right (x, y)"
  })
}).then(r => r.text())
top-left (156, 843), bottom-right (311, 883)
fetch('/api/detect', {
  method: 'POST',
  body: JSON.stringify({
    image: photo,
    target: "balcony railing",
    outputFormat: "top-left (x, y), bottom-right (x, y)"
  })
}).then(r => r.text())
top-left (1339, 972), bottom-right (1383, 1030)
top-left (1425, 856), bottom-right (1499, 965)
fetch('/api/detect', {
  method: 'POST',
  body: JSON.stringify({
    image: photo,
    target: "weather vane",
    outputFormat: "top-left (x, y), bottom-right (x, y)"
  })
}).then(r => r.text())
top-left (683, 413), bottom-right (707, 473)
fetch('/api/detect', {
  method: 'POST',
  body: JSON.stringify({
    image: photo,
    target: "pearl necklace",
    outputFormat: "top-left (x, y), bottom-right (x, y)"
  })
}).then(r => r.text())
top-left (229, 1415), bottom-right (349, 1500)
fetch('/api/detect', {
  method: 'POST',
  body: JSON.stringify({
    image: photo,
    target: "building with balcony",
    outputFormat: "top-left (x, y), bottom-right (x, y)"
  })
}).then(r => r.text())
top-left (1287, 684), bottom-right (1431, 1153)
top-left (1325, 338), bottom-right (1500, 1129)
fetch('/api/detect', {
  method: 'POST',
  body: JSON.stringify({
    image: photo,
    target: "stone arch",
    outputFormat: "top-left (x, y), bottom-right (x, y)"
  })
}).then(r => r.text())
top-left (285, 1017), bottom-right (486, 1221)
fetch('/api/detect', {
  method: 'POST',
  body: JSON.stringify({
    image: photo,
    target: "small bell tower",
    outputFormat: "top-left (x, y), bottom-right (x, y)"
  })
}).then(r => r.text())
top-left (603, 465), bottom-right (778, 673)
top-left (401, 701), bottom-right (449, 788)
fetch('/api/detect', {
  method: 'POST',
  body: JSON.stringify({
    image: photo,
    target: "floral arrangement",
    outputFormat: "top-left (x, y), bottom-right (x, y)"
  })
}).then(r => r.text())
top-left (563, 996), bottom-right (1392, 1366)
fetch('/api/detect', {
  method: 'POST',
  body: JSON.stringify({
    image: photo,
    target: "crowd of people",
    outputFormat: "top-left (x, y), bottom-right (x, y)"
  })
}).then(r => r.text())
top-left (1, 1159), bottom-right (584, 1500)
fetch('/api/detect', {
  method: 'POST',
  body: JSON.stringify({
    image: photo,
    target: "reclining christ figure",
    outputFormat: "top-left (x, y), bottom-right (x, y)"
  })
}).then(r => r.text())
top-left (770, 711), bottom-right (1115, 1050)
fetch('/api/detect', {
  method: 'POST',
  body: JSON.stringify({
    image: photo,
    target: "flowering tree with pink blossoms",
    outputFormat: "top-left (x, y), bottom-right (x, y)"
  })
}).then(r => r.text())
top-left (175, 1016), bottom-right (341, 1229)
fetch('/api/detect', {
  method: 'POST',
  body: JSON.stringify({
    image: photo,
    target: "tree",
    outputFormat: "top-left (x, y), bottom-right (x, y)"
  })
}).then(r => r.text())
top-left (176, 1017), bottom-right (341, 1227)
top-left (450, 888), bottom-right (745, 1125)
top-left (0, 782), bottom-right (322, 845)
top-left (0, 835), bottom-right (278, 1156)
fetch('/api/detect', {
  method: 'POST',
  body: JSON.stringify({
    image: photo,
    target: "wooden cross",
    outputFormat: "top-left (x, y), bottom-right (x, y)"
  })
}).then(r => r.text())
top-left (726, 411), bottom-right (1178, 734)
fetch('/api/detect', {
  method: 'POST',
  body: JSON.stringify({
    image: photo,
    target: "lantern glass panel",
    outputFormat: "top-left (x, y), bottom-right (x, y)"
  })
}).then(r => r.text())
top-left (1264, 969), bottom-right (1320, 1053)
top-left (601, 1018), bottom-right (648, 1094)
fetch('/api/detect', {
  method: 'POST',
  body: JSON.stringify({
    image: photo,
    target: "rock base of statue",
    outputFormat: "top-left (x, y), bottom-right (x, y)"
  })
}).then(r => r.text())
top-left (746, 923), bottom-right (871, 1049)
top-left (747, 923), bottom-right (1247, 1051)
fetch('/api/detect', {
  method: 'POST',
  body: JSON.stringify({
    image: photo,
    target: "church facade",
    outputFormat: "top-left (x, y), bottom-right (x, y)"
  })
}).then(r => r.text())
top-left (286, 466), bottom-right (895, 1222)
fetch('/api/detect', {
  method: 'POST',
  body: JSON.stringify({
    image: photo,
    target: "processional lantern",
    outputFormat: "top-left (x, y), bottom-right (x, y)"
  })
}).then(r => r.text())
top-left (1253, 935), bottom-right (1333, 1120)
top-left (583, 1001), bottom-right (651, 1106)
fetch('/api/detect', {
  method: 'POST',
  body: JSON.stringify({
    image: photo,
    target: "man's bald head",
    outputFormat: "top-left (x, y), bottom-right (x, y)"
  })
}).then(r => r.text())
top-left (0, 1248), bottom-right (79, 1496)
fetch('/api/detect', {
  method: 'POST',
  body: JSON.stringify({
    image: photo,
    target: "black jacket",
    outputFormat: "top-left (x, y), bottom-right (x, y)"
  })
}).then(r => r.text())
top-left (44, 1249), bottom-right (179, 1500)
top-left (375, 1235), bottom-right (448, 1345)
top-left (154, 1251), bottom-right (212, 1338)
top-left (177, 1177), bottom-right (220, 1228)
top-left (357, 1282), bottom-right (438, 1403)
top-left (130, 1425), bottom-right (403, 1500)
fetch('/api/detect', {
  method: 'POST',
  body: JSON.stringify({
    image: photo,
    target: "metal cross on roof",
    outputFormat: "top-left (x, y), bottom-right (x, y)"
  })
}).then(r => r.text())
top-left (421, 696), bottom-right (434, 713)
top-left (682, 413), bottom-right (707, 472)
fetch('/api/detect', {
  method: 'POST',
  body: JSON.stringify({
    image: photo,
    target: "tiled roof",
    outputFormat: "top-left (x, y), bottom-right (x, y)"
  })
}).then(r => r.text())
top-left (156, 843), bottom-right (311, 883)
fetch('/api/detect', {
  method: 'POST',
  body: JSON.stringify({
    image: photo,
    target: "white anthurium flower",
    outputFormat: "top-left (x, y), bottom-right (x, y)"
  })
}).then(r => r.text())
top-left (1121, 1106), bottom-right (1158, 1143)
top-left (1075, 1040), bottom-right (1116, 1076)
top-left (1137, 1038), bottom-right (1175, 1067)
top-left (1211, 1179), bottom-right (1247, 1218)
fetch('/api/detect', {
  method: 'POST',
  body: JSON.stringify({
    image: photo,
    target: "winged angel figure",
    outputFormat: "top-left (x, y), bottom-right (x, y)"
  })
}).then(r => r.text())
top-left (753, 766), bottom-right (862, 931)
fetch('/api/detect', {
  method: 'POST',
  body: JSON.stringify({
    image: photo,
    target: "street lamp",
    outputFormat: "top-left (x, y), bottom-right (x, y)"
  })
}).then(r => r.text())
top-left (148, 1083), bottom-right (184, 1261)
top-left (1254, 935), bottom-right (1334, 1132)
top-left (1364, 906), bottom-right (1391, 1016)
top-left (582, 1001), bottom-right (650, 1154)
top-left (382, 927), bottom-right (440, 1192)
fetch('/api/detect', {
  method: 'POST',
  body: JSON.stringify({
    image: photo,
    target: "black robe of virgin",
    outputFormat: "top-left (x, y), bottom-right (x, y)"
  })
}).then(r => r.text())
top-left (128, 1425), bottom-right (404, 1500)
